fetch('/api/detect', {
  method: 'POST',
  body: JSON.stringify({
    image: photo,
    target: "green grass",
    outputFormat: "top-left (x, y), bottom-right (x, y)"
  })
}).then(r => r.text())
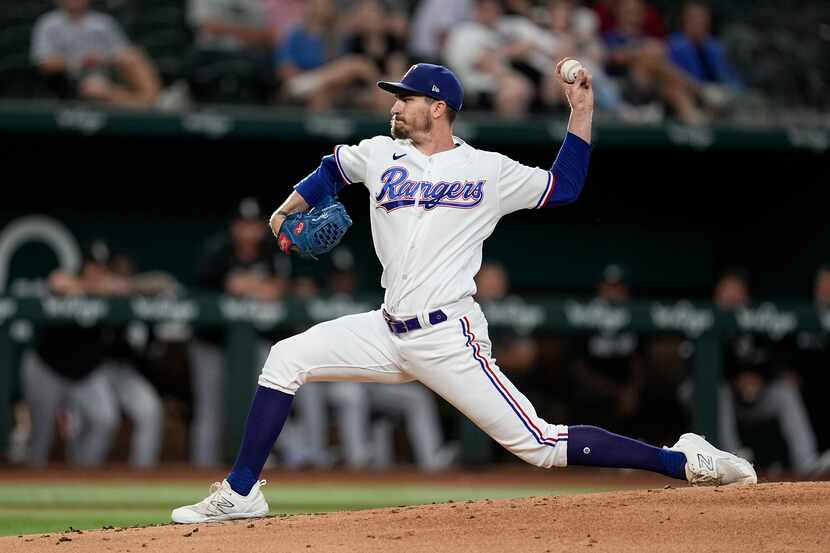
top-left (0, 482), bottom-right (612, 536)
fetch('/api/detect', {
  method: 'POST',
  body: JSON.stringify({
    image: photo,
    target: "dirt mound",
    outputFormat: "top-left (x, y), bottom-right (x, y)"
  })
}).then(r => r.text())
top-left (3, 482), bottom-right (828, 553)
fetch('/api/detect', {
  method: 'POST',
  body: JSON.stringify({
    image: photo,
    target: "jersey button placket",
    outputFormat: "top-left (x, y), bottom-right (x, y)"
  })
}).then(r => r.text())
top-left (397, 163), bottom-right (429, 299)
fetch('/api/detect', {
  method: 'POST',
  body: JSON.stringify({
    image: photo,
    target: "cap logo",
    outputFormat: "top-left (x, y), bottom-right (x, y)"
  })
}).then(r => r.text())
top-left (432, 84), bottom-right (440, 93)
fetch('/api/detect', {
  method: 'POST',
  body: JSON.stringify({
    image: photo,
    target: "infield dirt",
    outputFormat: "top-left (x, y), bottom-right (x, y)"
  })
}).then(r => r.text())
top-left (2, 481), bottom-right (828, 553)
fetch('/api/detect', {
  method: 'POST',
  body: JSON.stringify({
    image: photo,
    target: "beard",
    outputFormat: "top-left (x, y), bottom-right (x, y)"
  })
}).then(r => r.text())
top-left (391, 111), bottom-right (431, 139)
top-left (390, 118), bottom-right (405, 139)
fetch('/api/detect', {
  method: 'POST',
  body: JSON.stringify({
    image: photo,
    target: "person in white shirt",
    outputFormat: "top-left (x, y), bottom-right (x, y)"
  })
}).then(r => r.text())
top-left (409, 0), bottom-right (472, 62)
top-left (31, 0), bottom-right (161, 108)
top-left (443, 0), bottom-right (533, 115)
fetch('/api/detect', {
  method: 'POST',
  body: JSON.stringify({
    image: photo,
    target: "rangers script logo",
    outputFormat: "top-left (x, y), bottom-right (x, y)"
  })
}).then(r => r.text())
top-left (375, 167), bottom-right (485, 212)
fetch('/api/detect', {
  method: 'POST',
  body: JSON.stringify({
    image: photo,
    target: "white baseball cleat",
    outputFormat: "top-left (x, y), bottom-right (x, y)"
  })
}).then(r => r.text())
top-left (171, 479), bottom-right (269, 523)
top-left (669, 433), bottom-right (757, 486)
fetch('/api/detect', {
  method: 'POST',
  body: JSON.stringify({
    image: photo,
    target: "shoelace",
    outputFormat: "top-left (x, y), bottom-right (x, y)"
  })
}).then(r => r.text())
top-left (208, 482), bottom-right (223, 495)
top-left (197, 480), bottom-right (268, 514)
top-left (197, 482), bottom-right (230, 515)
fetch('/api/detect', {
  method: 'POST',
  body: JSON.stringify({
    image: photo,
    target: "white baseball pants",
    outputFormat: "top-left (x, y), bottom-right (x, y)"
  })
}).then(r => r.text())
top-left (260, 298), bottom-right (568, 468)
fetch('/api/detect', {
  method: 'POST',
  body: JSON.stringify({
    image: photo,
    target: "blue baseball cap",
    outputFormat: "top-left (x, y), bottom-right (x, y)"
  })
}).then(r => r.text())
top-left (378, 63), bottom-right (464, 112)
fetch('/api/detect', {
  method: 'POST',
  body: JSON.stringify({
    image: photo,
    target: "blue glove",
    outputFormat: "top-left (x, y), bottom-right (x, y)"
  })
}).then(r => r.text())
top-left (277, 198), bottom-right (352, 259)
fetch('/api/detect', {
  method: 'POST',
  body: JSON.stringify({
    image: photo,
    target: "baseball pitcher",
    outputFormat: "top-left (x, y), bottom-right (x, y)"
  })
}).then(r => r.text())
top-left (172, 60), bottom-right (756, 523)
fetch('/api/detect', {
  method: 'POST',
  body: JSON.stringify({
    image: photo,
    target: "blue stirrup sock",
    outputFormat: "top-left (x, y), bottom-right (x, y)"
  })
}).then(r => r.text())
top-left (567, 425), bottom-right (687, 480)
top-left (226, 386), bottom-right (294, 496)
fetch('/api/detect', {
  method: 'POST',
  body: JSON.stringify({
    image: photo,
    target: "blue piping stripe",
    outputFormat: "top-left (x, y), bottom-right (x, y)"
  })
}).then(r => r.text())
top-left (459, 317), bottom-right (563, 447)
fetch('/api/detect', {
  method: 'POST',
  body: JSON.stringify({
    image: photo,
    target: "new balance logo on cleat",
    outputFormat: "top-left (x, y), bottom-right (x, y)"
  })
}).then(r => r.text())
top-left (698, 453), bottom-right (714, 471)
top-left (211, 497), bottom-right (235, 514)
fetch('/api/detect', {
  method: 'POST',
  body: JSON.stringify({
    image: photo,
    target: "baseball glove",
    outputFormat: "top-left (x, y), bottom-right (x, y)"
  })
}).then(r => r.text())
top-left (276, 197), bottom-right (352, 259)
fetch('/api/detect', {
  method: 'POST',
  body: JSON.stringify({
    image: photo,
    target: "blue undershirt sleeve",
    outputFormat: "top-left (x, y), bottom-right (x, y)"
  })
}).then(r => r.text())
top-left (293, 154), bottom-right (347, 207)
top-left (546, 132), bottom-right (592, 207)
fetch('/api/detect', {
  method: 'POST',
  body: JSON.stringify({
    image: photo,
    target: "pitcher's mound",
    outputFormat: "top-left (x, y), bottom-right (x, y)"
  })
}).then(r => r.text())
top-left (4, 482), bottom-right (829, 553)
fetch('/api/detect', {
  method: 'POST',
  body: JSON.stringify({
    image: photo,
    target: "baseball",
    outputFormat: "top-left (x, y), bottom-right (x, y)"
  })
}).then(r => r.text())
top-left (561, 59), bottom-right (583, 84)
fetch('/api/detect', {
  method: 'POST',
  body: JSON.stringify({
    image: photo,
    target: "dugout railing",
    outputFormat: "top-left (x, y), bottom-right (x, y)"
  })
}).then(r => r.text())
top-left (0, 295), bottom-right (826, 462)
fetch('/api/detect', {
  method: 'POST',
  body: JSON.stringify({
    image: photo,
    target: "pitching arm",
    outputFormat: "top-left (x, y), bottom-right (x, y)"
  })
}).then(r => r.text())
top-left (542, 58), bottom-right (595, 207)
top-left (497, 131), bottom-right (592, 215)
top-left (497, 61), bottom-right (593, 215)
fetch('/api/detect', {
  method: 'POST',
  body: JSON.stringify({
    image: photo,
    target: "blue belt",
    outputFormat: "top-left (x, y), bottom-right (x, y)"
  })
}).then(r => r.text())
top-left (383, 309), bottom-right (448, 334)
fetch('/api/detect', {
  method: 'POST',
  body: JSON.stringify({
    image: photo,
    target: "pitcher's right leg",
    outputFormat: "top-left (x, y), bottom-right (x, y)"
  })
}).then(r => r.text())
top-left (259, 310), bottom-right (411, 394)
top-left (172, 310), bottom-right (408, 524)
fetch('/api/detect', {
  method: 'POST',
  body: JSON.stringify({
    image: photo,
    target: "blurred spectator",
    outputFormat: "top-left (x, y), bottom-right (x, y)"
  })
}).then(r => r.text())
top-left (636, 332), bottom-right (690, 445)
top-left (195, 197), bottom-right (289, 302)
top-left (31, 0), bottom-right (162, 108)
top-left (791, 266), bottom-right (830, 464)
top-left (97, 251), bottom-right (172, 469)
top-left (341, 0), bottom-right (410, 112)
top-left (481, 0), bottom-right (620, 114)
top-left (189, 197), bottom-right (290, 466)
top-left (477, 262), bottom-right (551, 410)
top-left (668, 2), bottom-right (740, 88)
top-left (713, 269), bottom-right (830, 475)
top-left (536, 0), bottom-right (624, 114)
top-left (276, 0), bottom-right (379, 111)
top-left (409, 0), bottom-right (472, 63)
top-left (568, 264), bottom-right (645, 435)
top-left (307, 377), bottom-right (456, 471)
top-left (23, 240), bottom-right (165, 468)
top-left (262, 0), bottom-right (306, 41)
top-left (475, 261), bottom-right (510, 302)
top-left (594, 0), bottom-right (666, 38)
top-left (189, 0), bottom-right (274, 52)
top-left (716, 3), bottom-right (828, 113)
top-left (492, 1), bottom-right (563, 113)
top-left (444, 0), bottom-right (534, 116)
top-left (187, 0), bottom-right (277, 103)
top-left (667, 1), bottom-right (740, 115)
top-left (503, 0), bottom-right (533, 18)
top-left (601, 0), bottom-right (716, 124)
top-left (293, 275), bottom-right (320, 300)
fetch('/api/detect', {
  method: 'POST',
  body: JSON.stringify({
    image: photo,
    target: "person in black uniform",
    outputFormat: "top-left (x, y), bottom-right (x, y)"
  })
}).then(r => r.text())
top-left (794, 265), bottom-right (830, 470)
top-left (188, 197), bottom-right (290, 466)
top-left (23, 240), bottom-right (164, 467)
top-left (714, 269), bottom-right (828, 474)
top-left (568, 265), bottom-right (645, 436)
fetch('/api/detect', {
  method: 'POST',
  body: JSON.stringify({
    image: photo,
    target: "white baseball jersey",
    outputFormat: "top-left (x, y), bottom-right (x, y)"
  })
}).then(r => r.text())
top-left (261, 135), bottom-right (570, 470)
top-left (333, 135), bottom-right (554, 315)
